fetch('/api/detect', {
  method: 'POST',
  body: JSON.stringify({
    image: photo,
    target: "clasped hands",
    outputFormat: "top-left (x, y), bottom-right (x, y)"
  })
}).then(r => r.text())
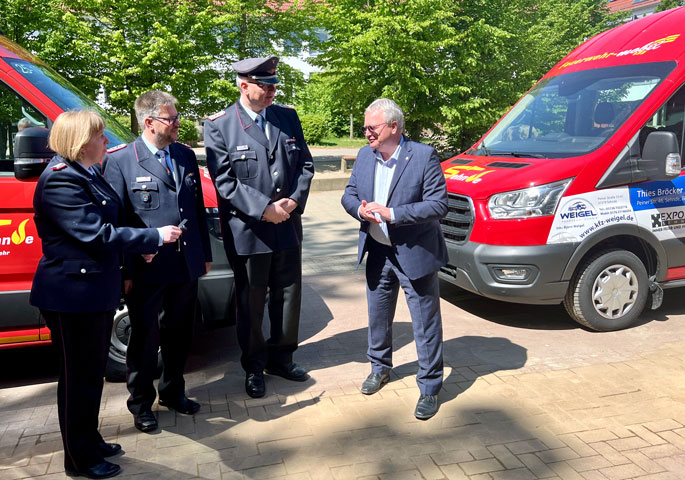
top-left (262, 198), bottom-right (298, 224)
top-left (359, 200), bottom-right (391, 223)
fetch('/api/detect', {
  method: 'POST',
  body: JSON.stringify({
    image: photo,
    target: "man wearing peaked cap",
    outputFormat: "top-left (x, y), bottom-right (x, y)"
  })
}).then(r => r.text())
top-left (204, 56), bottom-right (314, 398)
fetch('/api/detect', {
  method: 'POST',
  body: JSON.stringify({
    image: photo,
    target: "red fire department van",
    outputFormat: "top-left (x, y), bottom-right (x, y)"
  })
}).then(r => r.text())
top-left (0, 34), bottom-right (234, 377)
top-left (439, 7), bottom-right (685, 331)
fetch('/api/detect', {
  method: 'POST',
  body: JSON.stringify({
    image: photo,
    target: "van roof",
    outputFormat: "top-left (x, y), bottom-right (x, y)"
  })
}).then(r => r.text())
top-left (546, 7), bottom-right (685, 78)
top-left (0, 35), bottom-right (45, 65)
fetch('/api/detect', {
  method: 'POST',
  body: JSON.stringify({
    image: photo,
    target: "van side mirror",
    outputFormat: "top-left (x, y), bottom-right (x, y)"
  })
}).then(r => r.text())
top-left (13, 127), bottom-right (54, 180)
top-left (639, 130), bottom-right (681, 181)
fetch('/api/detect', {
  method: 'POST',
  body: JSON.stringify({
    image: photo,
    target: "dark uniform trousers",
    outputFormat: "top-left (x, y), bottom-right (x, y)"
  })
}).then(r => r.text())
top-left (204, 102), bottom-right (314, 376)
top-left (103, 138), bottom-right (212, 414)
top-left (42, 310), bottom-right (113, 471)
top-left (125, 274), bottom-right (198, 413)
top-left (230, 245), bottom-right (302, 374)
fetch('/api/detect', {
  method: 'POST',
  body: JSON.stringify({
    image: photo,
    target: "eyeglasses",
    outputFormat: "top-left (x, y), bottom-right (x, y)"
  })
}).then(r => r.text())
top-left (246, 81), bottom-right (277, 91)
top-left (361, 123), bottom-right (387, 135)
top-left (150, 114), bottom-right (182, 125)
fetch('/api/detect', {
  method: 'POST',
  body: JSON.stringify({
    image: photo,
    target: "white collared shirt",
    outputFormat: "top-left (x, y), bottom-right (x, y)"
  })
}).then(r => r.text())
top-left (367, 137), bottom-right (404, 246)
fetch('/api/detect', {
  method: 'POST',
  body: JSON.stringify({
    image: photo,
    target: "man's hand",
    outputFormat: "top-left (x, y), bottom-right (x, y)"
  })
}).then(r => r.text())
top-left (159, 225), bottom-right (182, 243)
top-left (142, 253), bottom-right (156, 263)
top-left (124, 279), bottom-right (132, 294)
top-left (365, 202), bottom-right (392, 222)
top-left (274, 197), bottom-right (298, 214)
top-left (359, 200), bottom-right (381, 223)
top-left (262, 203), bottom-right (290, 224)
top-left (205, 262), bottom-right (212, 275)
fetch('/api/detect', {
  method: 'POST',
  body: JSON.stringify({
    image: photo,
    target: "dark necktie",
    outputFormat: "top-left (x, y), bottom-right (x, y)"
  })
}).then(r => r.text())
top-left (255, 114), bottom-right (265, 133)
top-left (157, 150), bottom-right (174, 183)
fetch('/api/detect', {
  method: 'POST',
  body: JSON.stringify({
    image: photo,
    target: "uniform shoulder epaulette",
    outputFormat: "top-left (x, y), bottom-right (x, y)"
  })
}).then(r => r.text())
top-left (51, 162), bottom-right (68, 171)
top-left (176, 141), bottom-right (192, 149)
top-left (107, 143), bottom-right (127, 154)
top-left (275, 103), bottom-right (295, 110)
top-left (207, 110), bottom-right (227, 121)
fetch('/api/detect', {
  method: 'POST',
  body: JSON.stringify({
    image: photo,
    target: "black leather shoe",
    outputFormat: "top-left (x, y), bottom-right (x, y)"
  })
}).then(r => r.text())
top-left (159, 395), bottom-right (200, 415)
top-left (98, 442), bottom-right (122, 457)
top-left (133, 410), bottom-right (158, 432)
top-left (265, 362), bottom-right (309, 382)
top-left (245, 373), bottom-right (266, 398)
top-left (414, 394), bottom-right (439, 420)
top-left (360, 371), bottom-right (390, 395)
top-left (65, 460), bottom-right (121, 478)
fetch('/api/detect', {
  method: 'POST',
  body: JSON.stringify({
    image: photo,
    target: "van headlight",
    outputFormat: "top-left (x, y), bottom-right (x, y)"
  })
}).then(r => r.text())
top-left (488, 179), bottom-right (572, 219)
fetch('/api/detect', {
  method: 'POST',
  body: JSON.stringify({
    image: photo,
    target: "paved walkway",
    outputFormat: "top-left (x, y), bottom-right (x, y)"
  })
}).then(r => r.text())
top-left (3, 190), bottom-right (685, 479)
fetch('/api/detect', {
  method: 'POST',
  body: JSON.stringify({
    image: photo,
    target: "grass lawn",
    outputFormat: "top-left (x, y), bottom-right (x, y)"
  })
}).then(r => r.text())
top-left (310, 136), bottom-right (368, 148)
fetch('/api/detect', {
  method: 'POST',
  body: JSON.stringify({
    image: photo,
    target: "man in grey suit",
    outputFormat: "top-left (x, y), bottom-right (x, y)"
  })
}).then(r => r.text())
top-left (341, 98), bottom-right (448, 420)
top-left (204, 57), bottom-right (314, 398)
top-left (103, 90), bottom-right (212, 432)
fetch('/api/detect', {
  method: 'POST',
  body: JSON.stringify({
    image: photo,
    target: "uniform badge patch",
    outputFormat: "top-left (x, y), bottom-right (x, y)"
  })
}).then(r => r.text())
top-left (208, 110), bottom-right (227, 121)
top-left (286, 138), bottom-right (297, 144)
top-left (107, 144), bottom-right (127, 153)
top-left (51, 162), bottom-right (67, 171)
top-left (136, 176), bottom-right (152, 182)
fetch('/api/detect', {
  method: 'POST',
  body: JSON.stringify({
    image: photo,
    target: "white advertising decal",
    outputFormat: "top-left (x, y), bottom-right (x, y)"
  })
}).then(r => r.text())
top-left (547, 177), bottom-right (685, 244)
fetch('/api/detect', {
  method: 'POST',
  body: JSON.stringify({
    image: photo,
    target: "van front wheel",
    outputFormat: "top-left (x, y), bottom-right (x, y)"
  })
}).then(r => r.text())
top-left (564, 249), bottom-right (648, 331)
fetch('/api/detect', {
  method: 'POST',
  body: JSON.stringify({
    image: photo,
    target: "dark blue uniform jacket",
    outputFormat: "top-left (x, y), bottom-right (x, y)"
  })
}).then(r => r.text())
top-left (204, 102), bottom-right (314, 256)
top-left (30, 156), bottom-right (159, 313)
top-left (102, 137), bottom-right (212, 284)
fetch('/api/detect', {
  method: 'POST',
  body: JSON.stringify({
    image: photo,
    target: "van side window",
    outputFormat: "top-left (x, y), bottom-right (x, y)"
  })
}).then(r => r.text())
top-left (0, 81), bottom-right (47, 173)
top-left (640, 86), bottom-right (685, 164)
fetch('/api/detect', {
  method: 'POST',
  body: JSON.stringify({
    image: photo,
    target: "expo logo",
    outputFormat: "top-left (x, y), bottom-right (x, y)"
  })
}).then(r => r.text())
top-left (0, 219), bottom-right (34, 246)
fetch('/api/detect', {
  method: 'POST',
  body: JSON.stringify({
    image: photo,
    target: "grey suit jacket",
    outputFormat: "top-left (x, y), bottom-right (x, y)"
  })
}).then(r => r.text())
top-left (341, 138), bottom-right (448, 280)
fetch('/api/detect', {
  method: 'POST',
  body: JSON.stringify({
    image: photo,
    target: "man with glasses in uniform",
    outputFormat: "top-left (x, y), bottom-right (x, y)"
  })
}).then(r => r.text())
top-left (103, 90), bottom-right (212, 432)
top-left (204, 57), bottom-right (314, 398)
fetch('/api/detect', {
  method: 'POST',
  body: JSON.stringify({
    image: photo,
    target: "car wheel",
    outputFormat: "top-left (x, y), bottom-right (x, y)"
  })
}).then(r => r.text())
top-left (564, 249), bottom-right (648, 331)
top-left (104, 303), bottom-right (162, 382)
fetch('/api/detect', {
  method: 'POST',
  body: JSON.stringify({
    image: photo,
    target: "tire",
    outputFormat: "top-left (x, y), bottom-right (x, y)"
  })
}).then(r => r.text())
top-left (564, 249), bottom-right (648, 331)
top-left (104, 303), bottom-right (162, 382)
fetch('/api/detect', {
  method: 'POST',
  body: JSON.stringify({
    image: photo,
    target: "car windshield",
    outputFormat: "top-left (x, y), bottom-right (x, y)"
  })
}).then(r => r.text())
top-left (6, 58), bottom-right (134, 147)
top-left (468, 61), bottom-right (676, 159)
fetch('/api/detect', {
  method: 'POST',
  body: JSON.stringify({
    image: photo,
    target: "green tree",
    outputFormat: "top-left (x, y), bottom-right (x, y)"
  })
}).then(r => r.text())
top-left (313, 0), bottom-right (620, 152)
top-left (656, 0), bottom-right (685, 12)
top-left (2, 0), bottom-right (319, 132)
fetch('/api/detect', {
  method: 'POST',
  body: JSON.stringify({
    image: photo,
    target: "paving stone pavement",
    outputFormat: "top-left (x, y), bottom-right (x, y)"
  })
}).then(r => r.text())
top-left (3, 189), bottom-right (685, 480)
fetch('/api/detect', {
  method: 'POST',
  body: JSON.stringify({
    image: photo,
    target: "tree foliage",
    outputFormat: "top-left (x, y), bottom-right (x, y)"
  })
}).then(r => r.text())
top-left (656, 0), bottom-right (685, 12)
top-left (2, 0), bottom-right (318, 133)
top-left (312, 0), bottom-right (623, 151)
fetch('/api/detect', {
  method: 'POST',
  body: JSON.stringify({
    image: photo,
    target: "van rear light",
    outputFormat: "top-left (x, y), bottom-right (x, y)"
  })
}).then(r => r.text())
top-left (488, 178), bottom-right (572, 219)
top-left (666, 153), bottom-right (681, 176)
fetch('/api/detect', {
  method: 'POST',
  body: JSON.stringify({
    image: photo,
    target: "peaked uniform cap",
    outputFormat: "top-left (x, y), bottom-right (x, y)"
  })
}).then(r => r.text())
top-left (232, 56), bottom-right (280, 84)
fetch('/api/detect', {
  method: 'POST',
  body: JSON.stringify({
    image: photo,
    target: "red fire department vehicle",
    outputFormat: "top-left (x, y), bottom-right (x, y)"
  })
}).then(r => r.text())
top-left (440, 7), bottom-right (685, 331)
top-left (0, 34), bottom-right (233, 377)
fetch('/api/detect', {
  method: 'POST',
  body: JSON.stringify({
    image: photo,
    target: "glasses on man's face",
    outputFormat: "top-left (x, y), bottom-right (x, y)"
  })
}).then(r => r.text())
top-left (361, 123), bottom-right (387, 135)
top-left (246, 81), bottom-right (277, 91)
top-left (150, 114), bottom-right (182, 125)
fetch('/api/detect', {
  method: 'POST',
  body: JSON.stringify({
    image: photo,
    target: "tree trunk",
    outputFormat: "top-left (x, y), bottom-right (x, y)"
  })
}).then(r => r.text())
top-left (349, 112), bottom-right (354, 139)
